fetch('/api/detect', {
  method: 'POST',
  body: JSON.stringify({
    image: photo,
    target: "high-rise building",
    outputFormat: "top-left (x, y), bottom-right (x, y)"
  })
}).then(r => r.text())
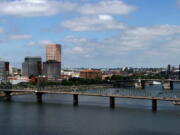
top-left (22, 57), bottom-right (42, 77)
top-left (0, 60), bottom-right (9, 82)
top-left (43, 44), bottom-right (61, 80)
top-left (43, 61), bottom-right (61, 80)
top-left (46, 44), bottom-right (61, 62)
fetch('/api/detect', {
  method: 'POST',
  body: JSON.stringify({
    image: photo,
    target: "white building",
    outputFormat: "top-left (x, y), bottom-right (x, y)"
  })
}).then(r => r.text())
top-left (61, 69), bottom-right (80, 78)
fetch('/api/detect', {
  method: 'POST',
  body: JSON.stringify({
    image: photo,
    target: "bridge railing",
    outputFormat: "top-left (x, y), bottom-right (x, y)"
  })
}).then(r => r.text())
top-left (1, 85), bottom-right (180, 100)
top-left (156, 91), bottom-right (180, 99)
top-left (54, 88), bottom-right (180, 100)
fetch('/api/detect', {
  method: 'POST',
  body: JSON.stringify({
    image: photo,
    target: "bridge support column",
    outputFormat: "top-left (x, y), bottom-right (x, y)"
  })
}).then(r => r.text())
top-left (73, 94), bottom-right (78, 106)
top-left (141, 80), bottom-right (146, 89)
top-left (36, 92), bottom-right (43, 103)
top-left (135, 80), bottom-right (146, 89)
top-left (110, 96), bottom-right (115, 108)
top-left (4, 91), bottom-right (11, 101)
top-left (162, 81), bottom-right (173, 90)
top-left (152, 99), bottom-right (157, 112)
top-left (170, 81), bottom-right (173, 90)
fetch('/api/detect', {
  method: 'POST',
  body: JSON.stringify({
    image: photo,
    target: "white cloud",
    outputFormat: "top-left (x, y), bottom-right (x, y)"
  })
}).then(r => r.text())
top-left (98, 14), bottom-right (113, 20)
top-left (10, 34), bottom-right (32, 40)
top-left (63, 36), bottom-right (88, 43)
top-left (62, 24), bottom-right (180, 66)
top-left (39, 40), bottom-right (52, 45)
top-left (124, 25), bottom-right (180, 37)
top-left (113, 25), bottom-right (180, 51)
top-left (27, 40), bottom-right (52, 46)
top-left (27, 41), bottom-right (36, 46)
top-left (0, 0), bottom-right (136, 17)
top-left (0, 0), bottom-right (77, 17)
top-left (61, 15), bottom-right (126, 31)
top-left (78, 0), bottom-right (136, 15)
top-left (73, 47), bottom-right (84, 54)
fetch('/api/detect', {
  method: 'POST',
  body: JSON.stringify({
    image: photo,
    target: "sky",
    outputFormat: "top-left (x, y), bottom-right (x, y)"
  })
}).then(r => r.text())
top-left (1, 0), bottom-right (180, 68)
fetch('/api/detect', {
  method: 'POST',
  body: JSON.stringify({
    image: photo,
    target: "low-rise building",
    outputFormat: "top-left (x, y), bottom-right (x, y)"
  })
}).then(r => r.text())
top-left (61, 69), bottom-right (80, 79)
top-left (80, 70), bottom-right (102, 80)
top-left (9, 66), bottom-right (21, 76)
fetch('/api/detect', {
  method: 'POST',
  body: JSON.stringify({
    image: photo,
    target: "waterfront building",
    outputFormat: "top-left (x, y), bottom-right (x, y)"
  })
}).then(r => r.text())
top-left (80, 70), bottom-right (102, 80)
top-left (0, 60), bottom-right (9, 82)
top-left (22, 56), bottom-right (42, 78)
top-left (61, 69), bottom-right (80, 79)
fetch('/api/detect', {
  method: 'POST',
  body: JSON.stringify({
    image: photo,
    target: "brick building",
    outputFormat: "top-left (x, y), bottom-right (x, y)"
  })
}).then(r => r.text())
top-left (80, 70), bottom-right (102, 80)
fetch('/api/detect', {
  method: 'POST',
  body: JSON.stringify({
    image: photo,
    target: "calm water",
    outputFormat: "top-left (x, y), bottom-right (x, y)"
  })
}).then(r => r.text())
top-left (0, 84), bottom-right (180, 135)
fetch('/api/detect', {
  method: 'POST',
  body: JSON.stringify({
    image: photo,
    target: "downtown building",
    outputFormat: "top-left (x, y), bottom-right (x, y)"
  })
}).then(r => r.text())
top-left (43, 44), bottom-right (61, 80)
top-left (80, 70), bottom-right (102, 80)
top-left (0, 60), bottom-right (9, 83)
top-left (22, 56), bottom-right (42, 78)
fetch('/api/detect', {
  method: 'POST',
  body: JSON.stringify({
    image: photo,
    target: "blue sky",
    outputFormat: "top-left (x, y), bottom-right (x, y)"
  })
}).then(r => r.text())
top-left (1, 0), bottom-right (180, 68)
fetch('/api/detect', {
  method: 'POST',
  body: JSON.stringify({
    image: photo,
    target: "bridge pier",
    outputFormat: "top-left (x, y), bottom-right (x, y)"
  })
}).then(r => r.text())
top-left (73, 94), bottom-right (78, 106)
top-left (135, 80), bottom-right (146, 89)
top-left (110, 96), bottom-right (115, 108)
top-left (4, 91), bottom-right (11, 101)
top-left (162, 81), bottom-right (173, 90)
top-left (152, 99), bottom-right (157, 112)
top-left (36, 92), bottom-right (43, 103)
top-left (141, 80), bottom-right (146, 89)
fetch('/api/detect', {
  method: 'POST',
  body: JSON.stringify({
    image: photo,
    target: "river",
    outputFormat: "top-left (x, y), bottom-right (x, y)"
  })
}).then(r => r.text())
top-left (0, 84), bottom-right (180, 135)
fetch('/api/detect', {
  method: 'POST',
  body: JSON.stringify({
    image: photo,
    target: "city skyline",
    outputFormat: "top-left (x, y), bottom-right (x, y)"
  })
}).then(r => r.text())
top-left (1, 0), bottom-right (180, 68)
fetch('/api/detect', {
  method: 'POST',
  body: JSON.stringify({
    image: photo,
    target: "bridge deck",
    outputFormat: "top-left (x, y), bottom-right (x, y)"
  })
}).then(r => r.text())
top-left (134, 79), bottom-right (180, 82)
top-left (1, 89), bottom-right (180, 102)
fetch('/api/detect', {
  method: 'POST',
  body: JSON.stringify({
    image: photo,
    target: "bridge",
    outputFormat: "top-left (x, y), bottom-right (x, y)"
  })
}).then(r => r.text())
top-left (112, 79), bottom-right (180, 89)
top-left (1, 86), bottom-right (180, 111)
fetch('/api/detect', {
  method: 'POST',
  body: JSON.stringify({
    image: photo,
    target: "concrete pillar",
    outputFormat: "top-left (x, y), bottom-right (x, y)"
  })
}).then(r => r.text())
top-left (135, 80), bottom-right (146, 89)
top-left (152, 99), bottom-right (157, 112)
top-left (73, 94), bottom-right (78, 106)
top-left (141, 80), bottom-right (146, 89)
top-left (170, 81), bottom-right (173, 90)
top-left (36, 92), bottom-right (43, 103)
top-left (110, 96), bottom-right (115, 108)
top-left (4, 91), bottom-right (11, 101)
top-left (162, 81), bottom-right (173, 90)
